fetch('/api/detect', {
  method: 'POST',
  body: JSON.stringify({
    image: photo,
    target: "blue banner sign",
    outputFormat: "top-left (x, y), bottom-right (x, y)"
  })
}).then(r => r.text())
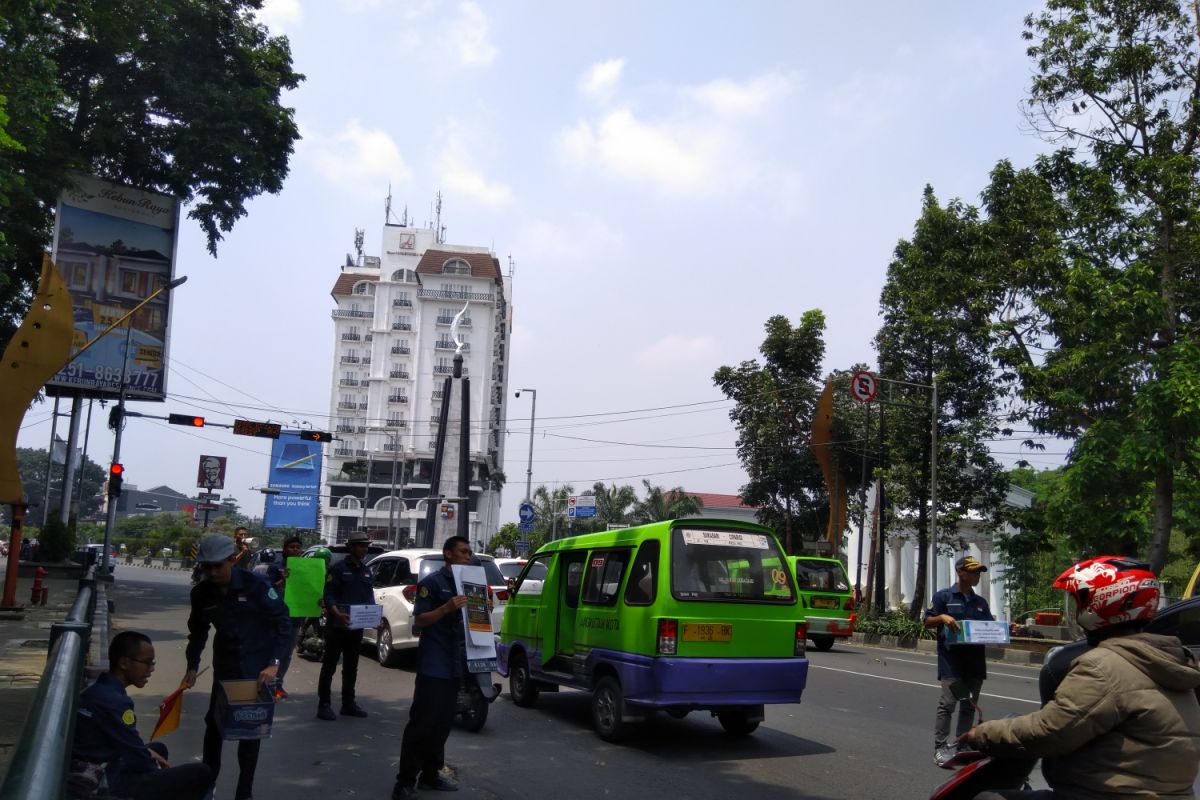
top-left (263, 432), bottom-right (322, 529)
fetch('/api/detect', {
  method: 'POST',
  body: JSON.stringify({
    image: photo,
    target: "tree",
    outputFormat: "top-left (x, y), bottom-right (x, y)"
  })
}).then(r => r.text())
top-left (488, 522), bottom-right (545, 557)
top-left (578, 482), bottom-right (638, 533)
top-left (0, 1), bottom-right (303, 343)
top-left (630, 481), bottom-right (704, 524)
top-left (875, 187), bottom-right (1008, 617)
top-left (713, 311), bottom-right (836, 553)
top-left (6, 446), bottom-right (105, 523)
top-left (978, 0), bottom-right (1200, 571)
top-left (530, 483), bottom-right (574, 540)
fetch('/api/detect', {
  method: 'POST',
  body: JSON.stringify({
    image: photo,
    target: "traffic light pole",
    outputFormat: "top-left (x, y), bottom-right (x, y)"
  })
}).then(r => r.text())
top-left (99, 323), bottom-right (134, 577)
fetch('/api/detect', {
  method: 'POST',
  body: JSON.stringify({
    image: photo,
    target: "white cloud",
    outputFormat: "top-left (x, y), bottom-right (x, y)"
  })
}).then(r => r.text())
top-left (305, 119), bottom-right (411, 189)
top-left (449, 1), bottom-right (498, 67)
top-left (635, 335), bottom-right (720, 372)
top-left (257, 0), bottom-right (303, 31)
top-left (684, 72), bottom-right (796, 115)
top-left (437, 135), bottom-right (513, 207)
top-left (580, 58), bottom-right (625, 100)
top-left (559, 109), bottom-right (720, 192)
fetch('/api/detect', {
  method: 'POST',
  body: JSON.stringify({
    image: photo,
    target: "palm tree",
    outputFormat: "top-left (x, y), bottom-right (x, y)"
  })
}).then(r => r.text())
top-left (631, 480), bottom-right (704, 524)
top-left (589, 481), bottom-right (638, 531)
top-left (532, 483), bottom-right (574, 538)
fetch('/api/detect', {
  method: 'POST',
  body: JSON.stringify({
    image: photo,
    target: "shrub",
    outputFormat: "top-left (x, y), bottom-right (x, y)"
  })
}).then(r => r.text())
top-left (855, 610), bottom-right (934, 641)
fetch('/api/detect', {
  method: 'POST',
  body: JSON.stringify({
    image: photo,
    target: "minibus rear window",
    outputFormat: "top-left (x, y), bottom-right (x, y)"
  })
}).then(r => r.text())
top-left (794, 559), bottom-right (850, 592)
top-left (670, 528), bottom-right (795, 603)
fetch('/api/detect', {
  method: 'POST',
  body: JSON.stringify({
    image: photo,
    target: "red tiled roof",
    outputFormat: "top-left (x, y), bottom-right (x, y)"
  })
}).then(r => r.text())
top-left (330, 273), bottom-right (378, 297)
top-left (685, 492), bottom-right (757, 509)
top-left (415, 249), bottom-right (501, 283)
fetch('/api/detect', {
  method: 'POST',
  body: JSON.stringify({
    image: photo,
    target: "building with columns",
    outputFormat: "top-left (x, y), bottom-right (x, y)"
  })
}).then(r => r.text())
top-left (322, 222), bottom-right (511, 548)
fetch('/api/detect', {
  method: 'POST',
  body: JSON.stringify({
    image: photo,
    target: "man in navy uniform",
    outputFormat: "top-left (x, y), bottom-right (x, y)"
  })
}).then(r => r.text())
top-left (183, 533), bottom-right (290, 800)
top-left (391, 536), bottom-right (473, 797)
top-left (317, 533), bottom-right (376, 720)
top-left (72, 631), bottom-right (213, 800)
top-left (924, 554), bottom-right (995, 767)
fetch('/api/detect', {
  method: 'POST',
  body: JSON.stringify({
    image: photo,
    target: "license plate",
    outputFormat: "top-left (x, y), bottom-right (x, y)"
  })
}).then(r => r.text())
top-left (681, 623), bottom-right (732, 643)
top-left (811, 597), bottom-right (838, 609)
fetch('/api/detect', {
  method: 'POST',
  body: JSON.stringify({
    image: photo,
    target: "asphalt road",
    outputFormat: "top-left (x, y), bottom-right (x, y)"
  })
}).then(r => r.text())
top-left (111, 566), bottom-right (1044, 800)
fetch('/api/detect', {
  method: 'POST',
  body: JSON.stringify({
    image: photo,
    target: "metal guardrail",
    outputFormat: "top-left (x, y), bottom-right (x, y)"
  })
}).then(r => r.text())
top-left (0, 567), bottom-right (101, 800)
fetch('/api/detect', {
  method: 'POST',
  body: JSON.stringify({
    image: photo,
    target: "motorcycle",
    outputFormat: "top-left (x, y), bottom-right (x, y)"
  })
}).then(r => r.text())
top-left (457, 671), bottom-right (501, 732)
top-left (296, 615), bottom-right (327, 662)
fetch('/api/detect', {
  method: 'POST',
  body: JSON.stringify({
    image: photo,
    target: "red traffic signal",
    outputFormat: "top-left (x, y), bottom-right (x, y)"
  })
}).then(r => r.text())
top-left (110, 463), bottom-right (124, 475)
top-left (108, 463), bottom-right (124, 497)
top-left (168, 414), bottom-right (205, 427)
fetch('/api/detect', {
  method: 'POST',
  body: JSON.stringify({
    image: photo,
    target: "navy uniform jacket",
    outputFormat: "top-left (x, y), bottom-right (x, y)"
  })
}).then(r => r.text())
top-left (186, 567), bottom-right (290, 680)
top-left (323, 557), bottom-right (376, 629)
top-left (412, 567), bottom-right (465, 679)
top-left (72, 672), bottom-right (156, 788)
top-left (926, 586), bottom-right (994, 680)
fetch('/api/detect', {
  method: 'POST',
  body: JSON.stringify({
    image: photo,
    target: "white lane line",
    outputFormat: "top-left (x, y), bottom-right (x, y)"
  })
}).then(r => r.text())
top-left (810, 664), bottom-right (1040, 705)
top-left (879, 656), bottom-right (1039, 679)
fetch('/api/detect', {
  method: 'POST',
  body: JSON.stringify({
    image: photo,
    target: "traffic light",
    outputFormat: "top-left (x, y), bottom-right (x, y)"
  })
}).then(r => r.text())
top-left (108, 405), bottom-right (123, 432)
top-left (168, 413), bottom-right (205, 426)
top-left (108, 463), bottom-right (124, 497)
top-left (302, 430), bottom-right (334, 442)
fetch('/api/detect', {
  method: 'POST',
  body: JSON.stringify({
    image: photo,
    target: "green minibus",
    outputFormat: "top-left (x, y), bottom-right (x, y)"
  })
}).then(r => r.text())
top-left (790, 556), bottom-right (856, 651)
top-left (497, 519), bottom-right (809, 741)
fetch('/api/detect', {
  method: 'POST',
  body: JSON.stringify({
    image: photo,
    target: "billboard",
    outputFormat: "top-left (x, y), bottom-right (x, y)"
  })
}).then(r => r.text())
top-left (263, 432), bottom-right (322, 529)
top-left (197, 455), bottom-right (227, 491)
top-left (47, 174), bottom-right (180, 400)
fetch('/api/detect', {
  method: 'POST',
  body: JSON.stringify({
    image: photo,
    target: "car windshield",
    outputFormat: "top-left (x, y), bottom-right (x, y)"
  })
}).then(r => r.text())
top-left (793, 559), bottom-right (851, 592)
top-left (670, 527), bottom-right (796, 604)
top-left (418, 555), bottom-right (506, 587)
top-left (501, 561), bottom-right (546, 580)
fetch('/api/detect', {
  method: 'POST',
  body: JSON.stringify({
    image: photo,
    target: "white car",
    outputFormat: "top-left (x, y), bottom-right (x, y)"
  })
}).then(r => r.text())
top-left (364, 549), bottom-right (507, 667)
top-left (491, 557), bottom-right (548, 630)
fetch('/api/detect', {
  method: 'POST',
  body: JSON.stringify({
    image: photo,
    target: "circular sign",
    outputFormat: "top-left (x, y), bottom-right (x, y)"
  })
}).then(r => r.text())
top-left (518, 502), bottom-right (536, 523)
top-left (850, 370), bottom-right (878, 403)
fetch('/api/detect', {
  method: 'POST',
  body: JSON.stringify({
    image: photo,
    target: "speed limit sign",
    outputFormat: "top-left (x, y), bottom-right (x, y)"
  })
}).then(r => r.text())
top-left (850, 370), bottom-right (878, 403)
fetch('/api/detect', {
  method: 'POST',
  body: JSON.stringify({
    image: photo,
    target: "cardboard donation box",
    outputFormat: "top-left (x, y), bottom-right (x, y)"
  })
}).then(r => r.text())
top-left (215, 680), bottom-right (275, 740)
top-left (947, 619), bottom-right (1010, 646)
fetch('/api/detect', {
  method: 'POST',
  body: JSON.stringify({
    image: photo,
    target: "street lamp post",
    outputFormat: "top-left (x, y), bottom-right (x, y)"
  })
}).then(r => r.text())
top-left (515, 389), bottom-right (537, 503)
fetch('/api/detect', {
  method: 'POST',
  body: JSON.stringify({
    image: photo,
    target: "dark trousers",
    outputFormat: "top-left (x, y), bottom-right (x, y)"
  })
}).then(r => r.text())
top-left (275, 617), bottom-right (299, 689)
top-left (394, 674), bottom-right (457, 788)
top-left (113, 743), bottom-right (214, 800)
top-left (203, 689), bottom-right (262, 800)
top-left (318, 626), bottom-right (364, 705)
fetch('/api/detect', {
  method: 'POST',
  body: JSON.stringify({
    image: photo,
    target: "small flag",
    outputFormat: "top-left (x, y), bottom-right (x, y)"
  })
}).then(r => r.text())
top-left (150, 681), bottom-right (187, 740)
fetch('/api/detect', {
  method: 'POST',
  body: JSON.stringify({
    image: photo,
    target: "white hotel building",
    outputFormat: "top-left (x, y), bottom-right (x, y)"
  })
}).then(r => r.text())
top-left (322, 223), bottom-right (511, 548)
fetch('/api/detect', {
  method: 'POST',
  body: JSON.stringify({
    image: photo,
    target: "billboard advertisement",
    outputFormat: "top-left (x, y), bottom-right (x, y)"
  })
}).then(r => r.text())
top-left (197, 455), bottom-right (227, 491)
top-left (263, 432), bottom-right (322, 529)
top-left (47, 174), bottom-right (180, 400)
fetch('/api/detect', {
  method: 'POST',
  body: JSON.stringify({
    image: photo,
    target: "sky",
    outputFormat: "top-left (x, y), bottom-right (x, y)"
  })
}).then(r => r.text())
top-left (17, 0), bottom-right (1070, 530)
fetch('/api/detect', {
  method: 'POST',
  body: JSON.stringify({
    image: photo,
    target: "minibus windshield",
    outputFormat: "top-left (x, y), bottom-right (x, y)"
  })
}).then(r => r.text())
top-left (793, 559), bottom-right (850, 592)
top-left (670, 528), bottom-right (795, 603)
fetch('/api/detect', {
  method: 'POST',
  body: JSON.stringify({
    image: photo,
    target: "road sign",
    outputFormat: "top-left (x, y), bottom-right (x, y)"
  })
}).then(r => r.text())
top-left (850, 370), bottom-right (878, 403)
top-left (518, 502), bottom-right (536, 524)
top-left (516, 539), bottom-right (529, 555)
top-left (567, 494), bottom-right (597, 519)
top-left (517, 521), bottom-right (533, 532)
top-left (196, 503), bottom-right (219, 511)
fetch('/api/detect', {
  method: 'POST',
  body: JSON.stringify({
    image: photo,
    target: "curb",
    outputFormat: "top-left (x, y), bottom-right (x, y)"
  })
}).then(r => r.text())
top-left (849, 632), bottom-right (1051, 666)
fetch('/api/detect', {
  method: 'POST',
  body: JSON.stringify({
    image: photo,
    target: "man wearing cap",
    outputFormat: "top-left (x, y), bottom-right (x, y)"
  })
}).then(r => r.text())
top-left (183, 533), bottom-right (290, 800)
top-left (924, 554), bottom-right (994, 768)
top-left (316, 533), bottom-right (375, 721)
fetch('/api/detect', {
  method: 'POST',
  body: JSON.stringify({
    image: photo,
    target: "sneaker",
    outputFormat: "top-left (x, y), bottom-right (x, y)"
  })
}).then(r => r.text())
top-left (316, 703), bottom-right (336, 721)
top-left (391, 785), bottom-right (418, 799)
top-left (933, 746), bottom-right (956, 768)
top-left (273, 688), bottom-right (288, 700)
top-left (340, 702), bottom-right (368, 718)
top-left (417, 775), bottom-right (458, 792)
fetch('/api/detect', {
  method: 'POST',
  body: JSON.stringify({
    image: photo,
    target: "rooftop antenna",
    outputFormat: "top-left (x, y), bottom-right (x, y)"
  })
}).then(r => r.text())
top-left (507, 254), bottom-right (515, 278)
top-left (354, 228), bottom-right (365, 265)
top-left (385, 185), bottom-right (392, 225)
top-left (402, 204), bottom-right (409, 227)
top-left (434, 191), bottom-right (444, 244)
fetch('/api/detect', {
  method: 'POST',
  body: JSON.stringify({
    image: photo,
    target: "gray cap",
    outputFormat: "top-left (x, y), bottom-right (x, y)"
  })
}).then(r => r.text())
top-left (196, 534), bottom-right (235, 564)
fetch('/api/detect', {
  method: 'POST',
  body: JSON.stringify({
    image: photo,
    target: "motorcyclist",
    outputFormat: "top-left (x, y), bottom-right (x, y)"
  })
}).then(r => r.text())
top-left (296, 548), bottom-right (333, 661)
top-left (961, 555), bottom-right (1200, 799)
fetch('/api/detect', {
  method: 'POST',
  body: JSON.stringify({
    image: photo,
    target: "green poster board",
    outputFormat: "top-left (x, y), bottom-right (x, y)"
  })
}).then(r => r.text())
top-left (283, 557), bottom-right (324, 617)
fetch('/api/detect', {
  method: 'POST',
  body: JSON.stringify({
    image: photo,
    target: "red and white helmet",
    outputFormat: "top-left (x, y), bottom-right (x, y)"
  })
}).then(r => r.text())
top-left (1053, 556), bottom-right (1160, 632)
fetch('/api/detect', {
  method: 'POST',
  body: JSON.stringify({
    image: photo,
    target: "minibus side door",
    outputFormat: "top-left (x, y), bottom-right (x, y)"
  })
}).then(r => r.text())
top-left (555, 551), bottom-right (588, 658)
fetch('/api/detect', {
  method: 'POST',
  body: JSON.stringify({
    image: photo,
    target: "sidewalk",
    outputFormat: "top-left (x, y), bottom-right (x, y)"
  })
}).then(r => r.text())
top-left (0, 567), bottom-right (91, 781)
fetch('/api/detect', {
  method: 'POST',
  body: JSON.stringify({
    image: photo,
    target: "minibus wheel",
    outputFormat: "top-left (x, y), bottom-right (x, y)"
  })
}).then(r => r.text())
top-left (592, 676), bottom-right (629, 742)
top-left (509, 651), bottom-right (539, 707)
top-left (810, 634), bottom-right (835, 652)
top-left (717, 708), bottom-right (760, 736)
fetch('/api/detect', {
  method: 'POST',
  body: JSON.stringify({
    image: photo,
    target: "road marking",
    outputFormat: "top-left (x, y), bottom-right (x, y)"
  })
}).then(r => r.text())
top-left (810, 664), bottom-right (1040, 704)
top-left (879, 656), bottom-right (1039, 679)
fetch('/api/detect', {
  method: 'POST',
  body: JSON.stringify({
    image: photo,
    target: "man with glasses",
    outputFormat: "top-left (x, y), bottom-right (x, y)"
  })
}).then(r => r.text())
top-left (183, 533), bottom-right (290, 800)
top-left (72, 631), bottom-right (213, 800)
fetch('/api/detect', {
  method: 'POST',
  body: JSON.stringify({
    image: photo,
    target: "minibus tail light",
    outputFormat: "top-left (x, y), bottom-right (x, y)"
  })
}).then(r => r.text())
top-left (794, 622), bottom-right (807, 657)
top-left (657, 619), bottom-right (678, 656)
top-left (496, 589), bottom-right (509, 602)
top-left (844, 596), bottom-right (855, 611)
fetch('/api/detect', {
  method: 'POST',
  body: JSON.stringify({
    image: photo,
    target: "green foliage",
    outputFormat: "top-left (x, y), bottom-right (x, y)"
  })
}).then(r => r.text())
top-left (6, 447), bottom-right (106, 522)
top-left (854, 610), bottom-right (934, 641)
top-left (36, 514), bottom-right (74, 562)
top-left (488, 522), bottom-right (545, 557)
top-left (630, 480), bottom-right (703, 524)
top-left (0, 0), bottom-right (303, 343)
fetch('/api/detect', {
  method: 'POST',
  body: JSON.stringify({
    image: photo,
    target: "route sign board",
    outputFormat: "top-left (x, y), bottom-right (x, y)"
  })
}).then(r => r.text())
top-left (516, 539), bottom-right (529, 555)
top-left (567, 495), bottom-right (597, 519)
top-left (518, 502), bottom-right (536, 524)
top-left (517, 521), bottom-right (533, 532)
top-left (850, 370), bottom-right (879, 403)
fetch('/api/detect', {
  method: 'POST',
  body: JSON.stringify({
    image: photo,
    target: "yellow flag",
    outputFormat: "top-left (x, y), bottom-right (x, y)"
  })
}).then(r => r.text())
top-left (150, 680), bottom-right (188, 740)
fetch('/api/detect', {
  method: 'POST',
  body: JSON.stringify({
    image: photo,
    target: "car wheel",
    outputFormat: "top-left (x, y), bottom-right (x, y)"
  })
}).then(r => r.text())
top-left (509, 651), bottom-right (539, 707)
top-left (592, 676), bottom-right (629, 742)
top-left (377, 621), bottom-right (402, 668)
top-left (717, 707), bottom-right (760, 736)
top-left (810, 634), bottom-right (835, 651)
top-left (459, 685), bottom-right (489, 732)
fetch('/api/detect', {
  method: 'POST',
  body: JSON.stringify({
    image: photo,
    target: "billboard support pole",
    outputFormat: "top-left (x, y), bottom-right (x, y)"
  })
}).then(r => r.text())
top-left (40, 396), bottom-right (61, 528)
top-left (59, 392), bottom-right (83, 525)
top-left (72, 400), bottom-right (94, 521)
